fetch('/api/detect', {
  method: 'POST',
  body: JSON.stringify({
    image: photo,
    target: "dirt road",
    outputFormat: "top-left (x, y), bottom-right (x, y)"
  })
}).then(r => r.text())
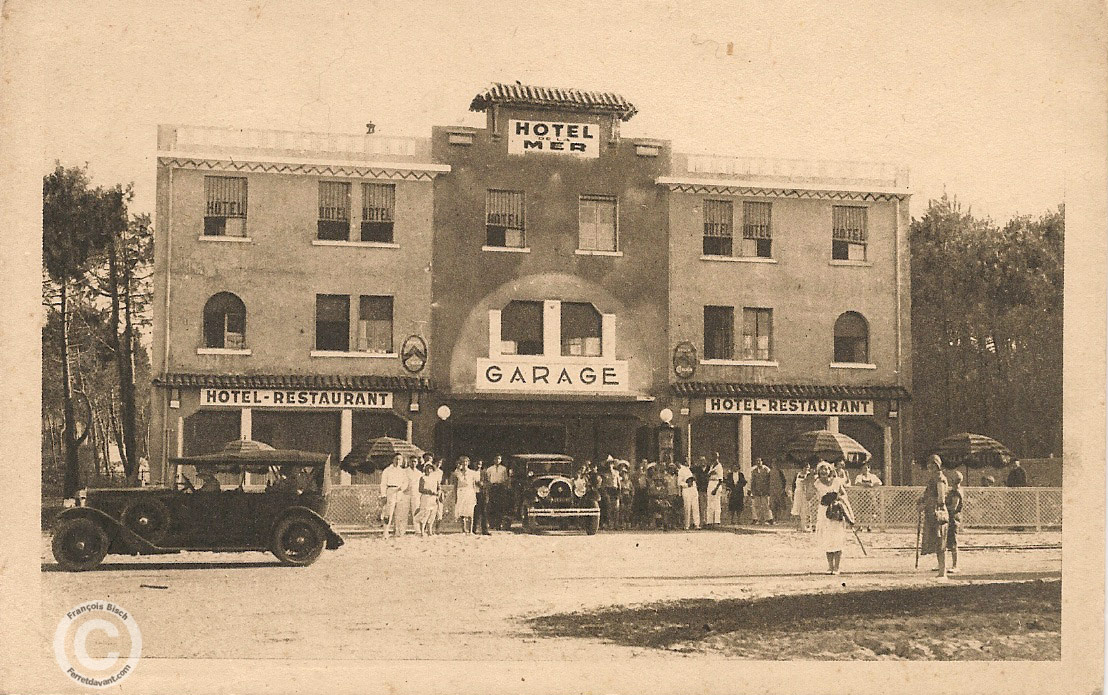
top-left (41, 527), bottom-right (1061, 661)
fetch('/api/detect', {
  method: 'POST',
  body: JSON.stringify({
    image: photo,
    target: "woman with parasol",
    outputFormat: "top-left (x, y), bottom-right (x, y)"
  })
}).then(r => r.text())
top-left (812, 460), bottom-right (855, 575)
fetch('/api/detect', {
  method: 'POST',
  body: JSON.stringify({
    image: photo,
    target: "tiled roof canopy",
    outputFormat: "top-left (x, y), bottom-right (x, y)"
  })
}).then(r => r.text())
top-left (673, 382), bottom-right (910, 400)
top-left (157, 373), bottom-right (434, 392)
top-left (470, 82), bottom-right (638, 121)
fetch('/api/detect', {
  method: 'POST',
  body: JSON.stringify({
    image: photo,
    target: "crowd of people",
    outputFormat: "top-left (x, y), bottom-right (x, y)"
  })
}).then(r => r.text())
top-left (373, 450), bottom-right (888, 538)
top-left (372, 449), bottom-right (1025, 581)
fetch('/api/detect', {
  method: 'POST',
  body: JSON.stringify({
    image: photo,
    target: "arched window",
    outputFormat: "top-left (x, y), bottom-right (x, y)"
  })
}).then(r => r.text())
top-left (834, 312), bottom-right (868, 363)
top-left (203, 292), bottom-right (246, 349)
top-left (561, 302), bottom-right (602, 356)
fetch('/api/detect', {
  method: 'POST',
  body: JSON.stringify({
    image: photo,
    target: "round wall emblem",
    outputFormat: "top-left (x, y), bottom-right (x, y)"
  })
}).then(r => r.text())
top-left (401, 335), bottom-right (428, 374)
top-left (673, 341), bottom-right (697, 379)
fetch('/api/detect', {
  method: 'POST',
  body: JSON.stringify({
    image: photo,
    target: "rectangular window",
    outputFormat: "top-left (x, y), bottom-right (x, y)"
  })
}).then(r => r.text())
top-left (560, 302), bottom-right (602, 356)
top-left (361, 183), bottom-right (395, 243)
top-left (486, 190), bottom-right (526, 248)
top-left (832, 206), bottom-right (868, 260)
top-left (578, 195), bottom-right (617, 252)
top-left (204, 176), bottom-right (247, 237)
top-left (703, 306), bottom-right (734, 360)
top-left (318, 181), bottom-right (351, 241)
top-left (357, 295), bottom-right (393, 353)
top-left (742, 308), bottom-right (773, 361)
top-left (500, 300), bottom-right (544, 355)
top-left (741, 201), bottom-right (772, 258)
top-left (315, 294), bottom-right (350, 351)
top-left (703, 200), bottom-right (733, 256)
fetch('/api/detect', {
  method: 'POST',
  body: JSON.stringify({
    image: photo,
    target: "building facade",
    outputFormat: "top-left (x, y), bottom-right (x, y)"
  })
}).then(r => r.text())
top-left (150, 125), bottom-right (446, 483)
top-left (149, 82), bottom-right (913, 483)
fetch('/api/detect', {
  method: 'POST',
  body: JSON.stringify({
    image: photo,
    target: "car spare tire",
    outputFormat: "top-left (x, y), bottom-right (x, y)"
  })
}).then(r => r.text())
top-left (121, 499), bottom-right (171, 545)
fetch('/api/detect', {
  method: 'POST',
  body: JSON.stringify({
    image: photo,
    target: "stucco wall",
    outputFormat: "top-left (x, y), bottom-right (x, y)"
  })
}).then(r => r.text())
top-left (667, 193), bottom-right (904, 386)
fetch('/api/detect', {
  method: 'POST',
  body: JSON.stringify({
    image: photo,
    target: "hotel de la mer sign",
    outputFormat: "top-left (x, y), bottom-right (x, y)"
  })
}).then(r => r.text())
top-left (706, 397), bottom-right (875, 416)
top-left (508, 119), bottom-right (600, 157)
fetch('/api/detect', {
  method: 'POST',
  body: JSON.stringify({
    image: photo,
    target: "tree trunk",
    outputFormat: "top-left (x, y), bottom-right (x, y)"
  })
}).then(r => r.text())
top-left (120, 245), bottom-right (139, 479)
top-left (106, 236), bottom-right (139, 478)
top-left (60, 282), bottom-right (81, 498)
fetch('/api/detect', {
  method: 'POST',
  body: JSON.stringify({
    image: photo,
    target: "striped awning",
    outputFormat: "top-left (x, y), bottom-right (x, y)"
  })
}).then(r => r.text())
top-left (470, 82), bottom-right (638, 121)
top-left (672, 382), bottom-right (910, 400)
top-left (156, 372), bottom-right (434, 392)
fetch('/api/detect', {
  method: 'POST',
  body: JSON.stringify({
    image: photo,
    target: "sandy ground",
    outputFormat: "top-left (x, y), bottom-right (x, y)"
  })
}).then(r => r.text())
top-left (40, 526), bottom-right (1061, 661)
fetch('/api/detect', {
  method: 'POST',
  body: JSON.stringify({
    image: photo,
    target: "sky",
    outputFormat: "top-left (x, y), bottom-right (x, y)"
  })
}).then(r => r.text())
top-left (15, 0), bottom-right (1106, 222)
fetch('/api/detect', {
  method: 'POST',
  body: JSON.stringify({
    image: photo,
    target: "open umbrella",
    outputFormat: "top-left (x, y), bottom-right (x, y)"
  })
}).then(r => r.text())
top-left (784, 429), bottom-right (872, 466)
top-left (341, 436), bottom-right (425, 474)
top-left (930, 433), bottom-right (1012, 483)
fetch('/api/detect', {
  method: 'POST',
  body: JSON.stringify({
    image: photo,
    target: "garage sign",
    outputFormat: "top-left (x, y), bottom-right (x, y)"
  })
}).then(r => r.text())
top-left (476, 358), bottom-right (628, 393)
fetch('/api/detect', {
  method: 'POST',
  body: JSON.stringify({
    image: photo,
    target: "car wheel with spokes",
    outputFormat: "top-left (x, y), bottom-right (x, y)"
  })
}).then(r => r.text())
top-left (52, 518), bottom-right (110, 571)
top-left (271, 516), bottom-right (325, 566)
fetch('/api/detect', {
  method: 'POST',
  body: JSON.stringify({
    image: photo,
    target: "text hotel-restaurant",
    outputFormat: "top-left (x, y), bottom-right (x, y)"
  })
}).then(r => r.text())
top-left (150, 82), bottom-right (913, 484)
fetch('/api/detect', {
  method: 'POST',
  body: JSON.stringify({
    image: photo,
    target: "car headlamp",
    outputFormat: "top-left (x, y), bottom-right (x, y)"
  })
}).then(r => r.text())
top-left (76, 488), bottom-right (88, 507)
top-left (536, 485), bottom-right (550, 499)
top-left (573, 480), bottom-right (587, 497)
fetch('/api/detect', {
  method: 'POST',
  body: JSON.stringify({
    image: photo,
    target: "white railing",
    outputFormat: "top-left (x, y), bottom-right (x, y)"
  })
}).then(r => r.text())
top-left (682, 153), bottom-right (909, 190)
top-left (171, 125), bottom-right (419, 158)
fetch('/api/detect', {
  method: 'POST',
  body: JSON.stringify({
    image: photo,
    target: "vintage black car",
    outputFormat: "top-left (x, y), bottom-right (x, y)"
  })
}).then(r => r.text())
top-left (511, 454), bottom-right (600, 535)
top-left (51, 445), bottom-right (344, 571)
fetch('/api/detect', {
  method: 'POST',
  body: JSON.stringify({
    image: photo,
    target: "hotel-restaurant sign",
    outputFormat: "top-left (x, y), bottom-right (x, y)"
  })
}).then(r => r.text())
top-left (201, 389), bottom-right (393, 409)
top-left (476, 358), bottom-right (629, 393)
top-left (706, 397), bottom-right (874, 416)
top-left (508, 120), bottom-right (599, 158)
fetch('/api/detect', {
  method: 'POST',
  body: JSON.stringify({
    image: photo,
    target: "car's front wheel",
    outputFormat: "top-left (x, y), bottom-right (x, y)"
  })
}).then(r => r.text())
top-left (52, 518), bottom-right (110, 571)
top-left (271, 516), bottom-right (325, 567)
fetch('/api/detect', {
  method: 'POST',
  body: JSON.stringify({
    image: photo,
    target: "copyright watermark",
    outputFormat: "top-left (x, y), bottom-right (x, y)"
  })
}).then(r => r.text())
top-left (54, 601), bottom-right (142, 688)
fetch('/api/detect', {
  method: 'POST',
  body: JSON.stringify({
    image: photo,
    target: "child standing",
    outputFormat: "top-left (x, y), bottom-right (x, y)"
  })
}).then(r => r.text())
top-left (945, 469), bottom-right (964, 573)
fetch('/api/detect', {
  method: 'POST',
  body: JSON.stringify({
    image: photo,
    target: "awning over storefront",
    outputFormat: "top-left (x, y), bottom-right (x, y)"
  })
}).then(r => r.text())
top-left (672, 382), bottom-right (910, 400)
top-left (156, 372), bottom-right (435, 392)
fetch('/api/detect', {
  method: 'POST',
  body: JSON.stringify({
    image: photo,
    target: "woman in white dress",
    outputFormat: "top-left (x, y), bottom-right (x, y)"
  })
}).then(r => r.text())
top-left (791, 462), bottom-right (812, 531)
top-left (453, 457), bottom-right (478, 534)
top-left (813, 460), bottom-right (853, 574)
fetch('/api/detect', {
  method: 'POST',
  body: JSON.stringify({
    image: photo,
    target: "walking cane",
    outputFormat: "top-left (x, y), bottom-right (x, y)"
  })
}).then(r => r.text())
top-left (914, 509), bottom-right (923, 568)
top-left (851, 524), bottom-right (868, 556)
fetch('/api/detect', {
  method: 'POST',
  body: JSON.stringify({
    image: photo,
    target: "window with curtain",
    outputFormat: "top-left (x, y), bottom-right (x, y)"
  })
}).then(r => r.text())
top-left (703, 199), bottom-right (733, 256)
top-left (560, 302), bottom-right (602, 356)
top-left (500, 300), bottom-right (544, 355)
top-left (834, 311), bottom-right (869, 363)
top-left (703, 306), bottom-right (734, 360)
top-left (318, 181), bottom-right (351, 241)
top-left (486, 190), bottom-right (526, 248)
top-left (315, 294), bottom-right (350, 351)
top-left (741, 201), bottom-right (772, 258)
top-left (361, 183), bottom-right (395, 243)
top-left (578, 195), bottom-right (617, 252)
top-left (742, 308), bottom-right (773, 361)
top-left (202, 292), bottom-right (246, 349)
top-left (204, 176), bottom-right (247, 237)
top-left (357, 295), bottom-right (393, 353)
top-left (832, 206), bottom-right (868, 261)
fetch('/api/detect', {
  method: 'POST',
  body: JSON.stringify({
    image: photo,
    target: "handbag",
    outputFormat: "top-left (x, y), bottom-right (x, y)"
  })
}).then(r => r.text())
top-left (933, 505), bottom-right (949, 525)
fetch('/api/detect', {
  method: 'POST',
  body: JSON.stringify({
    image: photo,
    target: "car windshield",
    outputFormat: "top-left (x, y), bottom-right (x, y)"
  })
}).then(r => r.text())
top-left (517, 460), bottom-right (575, 477)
